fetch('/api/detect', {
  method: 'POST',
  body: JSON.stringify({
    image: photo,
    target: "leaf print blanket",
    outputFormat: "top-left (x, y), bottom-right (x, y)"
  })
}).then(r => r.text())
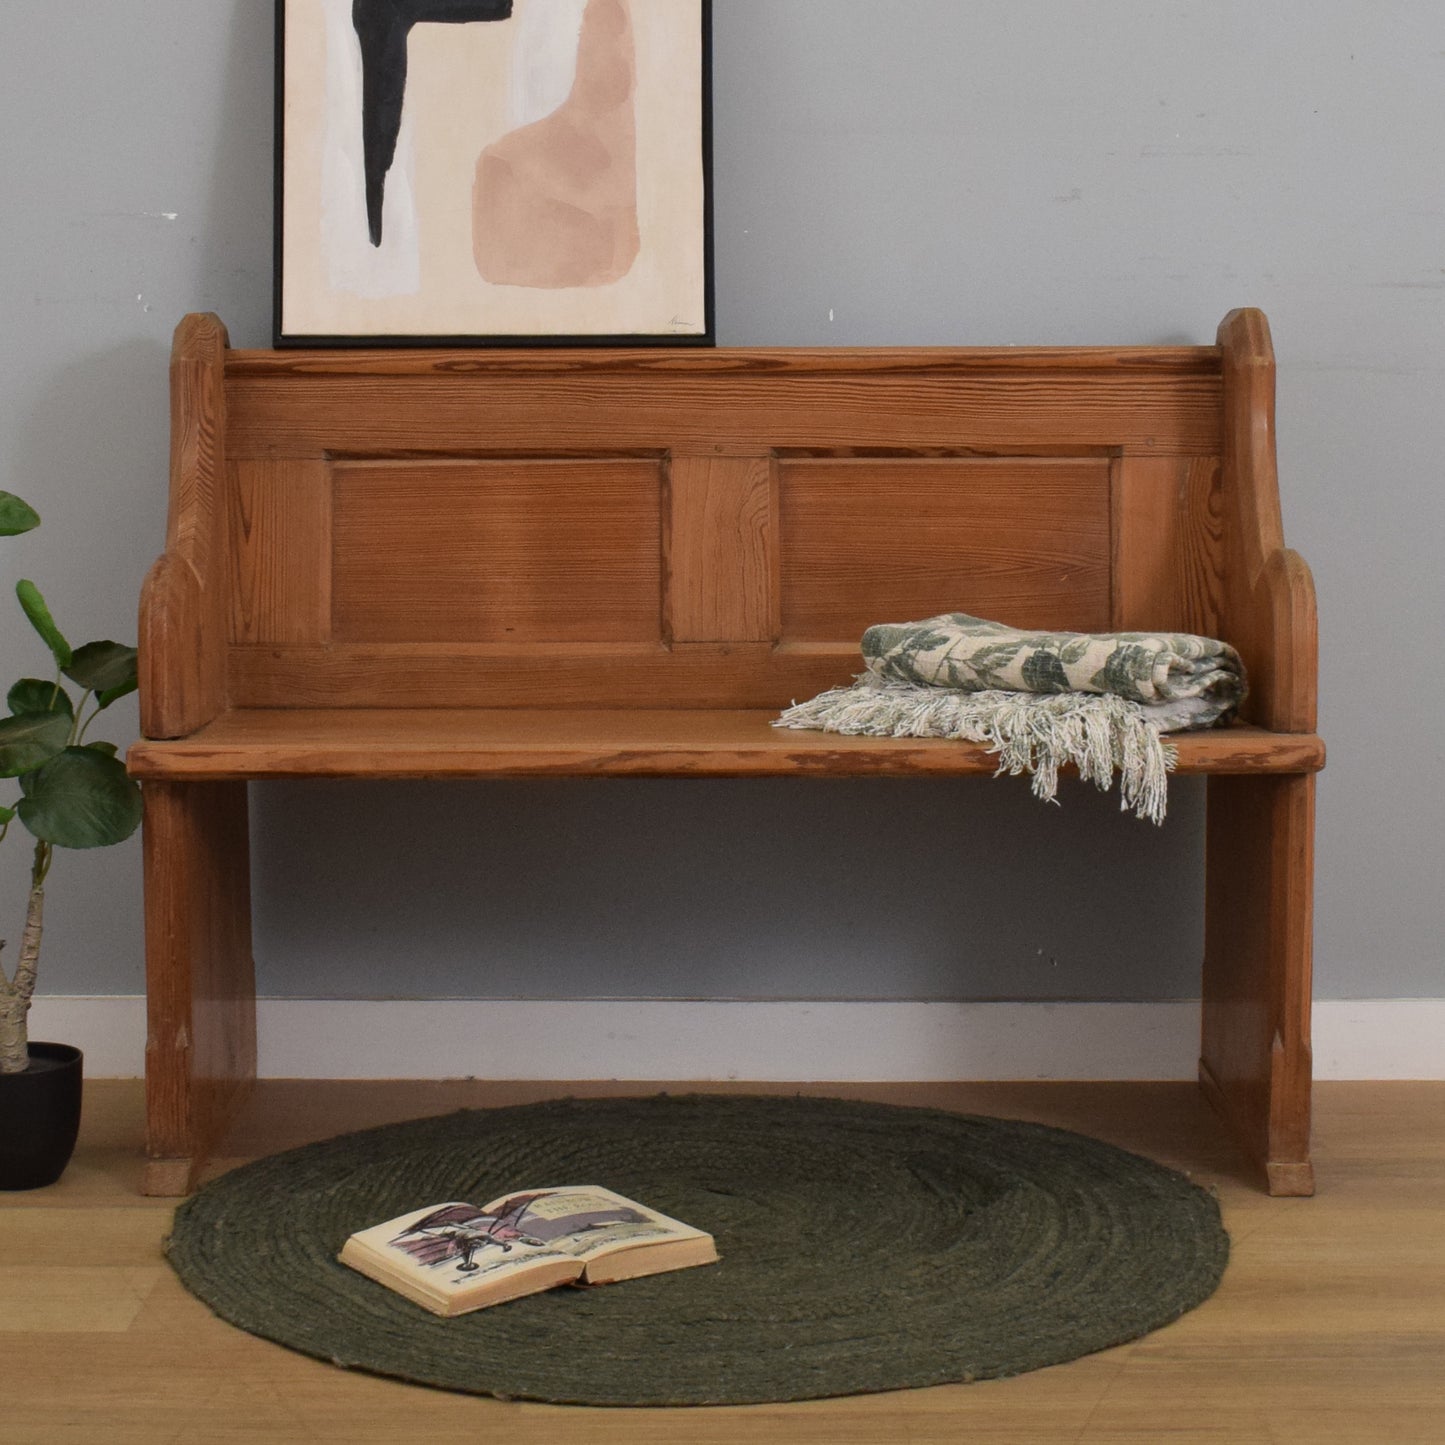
top-left (774, 614), bottom-right (1247, 824)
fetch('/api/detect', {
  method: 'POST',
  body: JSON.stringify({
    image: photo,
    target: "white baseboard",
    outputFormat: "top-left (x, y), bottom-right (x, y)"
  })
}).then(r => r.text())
top-left (24, 996), bottom-right (1445, 1081)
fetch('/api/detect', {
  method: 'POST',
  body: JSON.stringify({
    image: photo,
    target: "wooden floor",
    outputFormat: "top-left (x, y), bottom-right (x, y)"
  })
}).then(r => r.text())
top-left (3, 1080), bottom-right (1443, 1444)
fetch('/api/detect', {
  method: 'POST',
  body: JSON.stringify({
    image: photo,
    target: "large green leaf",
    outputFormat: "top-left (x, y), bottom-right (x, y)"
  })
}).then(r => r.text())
top-left (15, 747), bottom-right (142, 848)
top-left (0, 711), bottom-right (71, 777)
top-left (6, 678), bottom-right (73, 718)
top-left (16, 581), bottom-right (72, 669)
top-left (64, 641), bottom-right (138, 695)
top-left (0, 493), bottom-right (40, 537)
top-left (97, 677), bottom-right (139, 710)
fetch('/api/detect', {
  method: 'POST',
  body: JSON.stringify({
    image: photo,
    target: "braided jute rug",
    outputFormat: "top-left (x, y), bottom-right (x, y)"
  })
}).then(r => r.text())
top-left (165, 1093), bottom-right (1228, 1406)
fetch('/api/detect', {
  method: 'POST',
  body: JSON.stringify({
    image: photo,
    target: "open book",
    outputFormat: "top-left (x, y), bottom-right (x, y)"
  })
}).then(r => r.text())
top-left (338, 1185), bottom-right (718, 1316)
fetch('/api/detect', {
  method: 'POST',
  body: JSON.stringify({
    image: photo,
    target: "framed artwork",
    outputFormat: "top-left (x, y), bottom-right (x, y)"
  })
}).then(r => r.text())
top-left (274, 0), bottom-right (713, 346)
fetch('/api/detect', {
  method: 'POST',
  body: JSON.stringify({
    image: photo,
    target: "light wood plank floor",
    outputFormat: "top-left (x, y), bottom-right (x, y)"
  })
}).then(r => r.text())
top-left (3, 1079), bottom-right (1442, 1444)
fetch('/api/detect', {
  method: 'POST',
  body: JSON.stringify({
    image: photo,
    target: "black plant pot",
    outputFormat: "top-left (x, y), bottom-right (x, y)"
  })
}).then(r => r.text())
top-left (0, 1042), bottom-right (84, 1190)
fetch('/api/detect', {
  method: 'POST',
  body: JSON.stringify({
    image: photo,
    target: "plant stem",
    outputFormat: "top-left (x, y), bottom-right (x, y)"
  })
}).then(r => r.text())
top-left (68, 690), bottom-right (92, 747)
top-left (0, 838), bottom-right (50, 1074)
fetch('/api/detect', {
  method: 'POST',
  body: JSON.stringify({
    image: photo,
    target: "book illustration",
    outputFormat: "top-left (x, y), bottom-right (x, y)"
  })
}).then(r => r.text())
top-left (339, 1185), bottom-right (719, 1316)
top-left (389, 1193), bottom-right (650, 1273)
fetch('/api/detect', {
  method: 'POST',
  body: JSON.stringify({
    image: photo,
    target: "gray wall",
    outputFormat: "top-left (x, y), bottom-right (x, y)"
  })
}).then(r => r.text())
top-left (3, 1), bottom-right (1440, 1004)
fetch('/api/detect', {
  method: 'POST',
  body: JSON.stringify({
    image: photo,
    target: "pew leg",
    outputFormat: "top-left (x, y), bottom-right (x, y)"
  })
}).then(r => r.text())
top-left (141, 780), bottom-right (256, 1196)
top-left (1199, 773), bottom-right (1315, 1196)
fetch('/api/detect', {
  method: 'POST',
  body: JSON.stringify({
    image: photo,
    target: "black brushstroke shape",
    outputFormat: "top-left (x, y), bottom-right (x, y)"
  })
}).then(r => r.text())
top-left (352, 0), bottom-right (514, 246)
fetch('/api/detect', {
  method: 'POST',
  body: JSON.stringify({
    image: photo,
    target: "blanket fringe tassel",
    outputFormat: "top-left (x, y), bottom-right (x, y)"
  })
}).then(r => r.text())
top-left (774, 681), bottom-right (1178, 824)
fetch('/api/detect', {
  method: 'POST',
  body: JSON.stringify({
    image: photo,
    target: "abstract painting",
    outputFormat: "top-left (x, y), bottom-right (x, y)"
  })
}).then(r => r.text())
top-left (275, 0), bottom-right (712, 345)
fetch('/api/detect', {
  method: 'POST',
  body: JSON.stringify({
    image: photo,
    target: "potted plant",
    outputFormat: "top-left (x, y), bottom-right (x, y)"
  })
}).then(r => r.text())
top-left (0, 490), bottom-right (141, 1189)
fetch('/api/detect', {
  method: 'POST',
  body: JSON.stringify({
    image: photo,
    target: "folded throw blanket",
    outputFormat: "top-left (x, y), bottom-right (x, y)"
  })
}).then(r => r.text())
top-left (774, 613), bottom-right (1247, 824)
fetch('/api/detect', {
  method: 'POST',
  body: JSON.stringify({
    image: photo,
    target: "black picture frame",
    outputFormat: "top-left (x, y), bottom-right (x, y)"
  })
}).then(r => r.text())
top-left (273, 0), bottom-right (714, 348)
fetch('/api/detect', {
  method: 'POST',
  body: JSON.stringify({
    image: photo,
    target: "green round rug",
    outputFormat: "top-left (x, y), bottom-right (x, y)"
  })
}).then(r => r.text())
top-left (165, 1094), bottom-right (1228, 1406)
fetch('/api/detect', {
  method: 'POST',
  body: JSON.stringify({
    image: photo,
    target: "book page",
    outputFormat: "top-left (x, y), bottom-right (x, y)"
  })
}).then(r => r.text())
top-left (345, 1186), bottom-right (711, 1303)
top-left (349, 1200), bottom-right (580, 1294)
top-left (480, 1186), bottom-right (708, 1259)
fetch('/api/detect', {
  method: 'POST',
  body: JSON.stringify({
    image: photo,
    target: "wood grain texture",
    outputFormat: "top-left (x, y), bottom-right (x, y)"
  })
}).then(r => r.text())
top-left (1242, 547), bottom-right (1319, 733)
top-left (1201, 773), bottom-right (1316, 1196)
top-left (1217, 311), bottom-right (1285, 578)
top-left (225, 370), bottom-right (1224, 460)
top-left (8, 1081), bottom-right (1445, 1444)
top-left (140, 781), bottom-right (255, 1196)
top-left (135, 554), bottom-right (209, 738)
top-left (228, 460), bottom-right (330, 644)
top-left (1111, 455), bottom-right (1225, 635)
top-left (138, 314), bottom-right (230, 738)
top-left (330, 459), bottom-right (663, 643)
top-left (780, 458), bottom-right (1113, 639)
top-left (666, 452), bottom-right (777, 642)
top-left (1216, 311), bottom-right (1318, 731)
top-left (224, 639), bottom-right (864, 709)
top-left (127, 709), bottom-right (1326, 781)
top-left (227, 344), bottom-right (1225, 377)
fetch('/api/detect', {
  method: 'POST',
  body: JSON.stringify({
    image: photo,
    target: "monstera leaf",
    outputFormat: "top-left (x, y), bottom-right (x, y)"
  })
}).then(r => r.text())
top-left (14, 747), bottom-right (142, 849)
